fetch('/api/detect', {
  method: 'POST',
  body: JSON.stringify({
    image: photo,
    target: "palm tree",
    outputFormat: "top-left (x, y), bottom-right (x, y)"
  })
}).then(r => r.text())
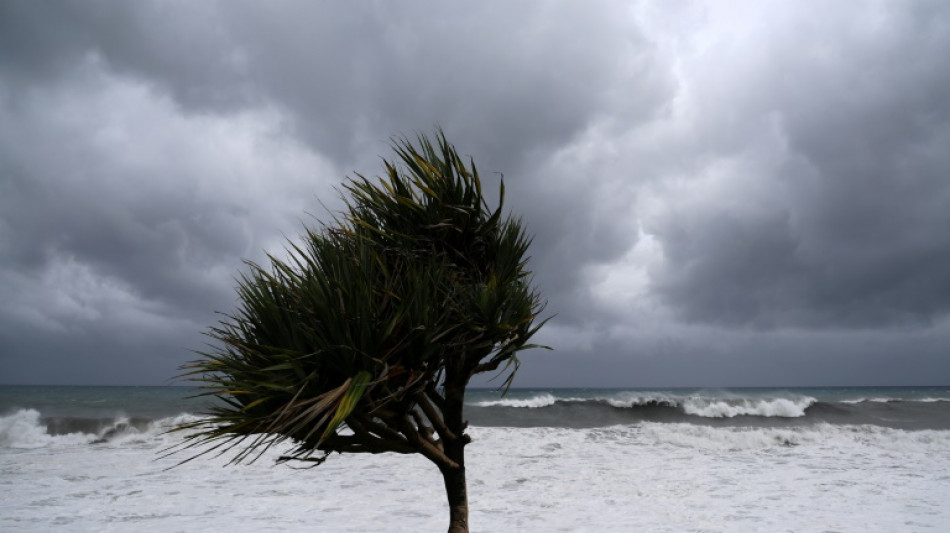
top-left (173, 130), bottom-right (547, 533)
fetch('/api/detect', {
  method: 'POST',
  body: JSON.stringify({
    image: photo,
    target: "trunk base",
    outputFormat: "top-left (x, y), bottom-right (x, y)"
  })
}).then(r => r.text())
top-left (442, 464), bottom-right (469, 533)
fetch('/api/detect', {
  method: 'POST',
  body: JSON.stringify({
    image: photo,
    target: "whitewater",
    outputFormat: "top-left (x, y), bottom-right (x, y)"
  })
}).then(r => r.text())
top-left (2, 386), bottom-right (950, 532)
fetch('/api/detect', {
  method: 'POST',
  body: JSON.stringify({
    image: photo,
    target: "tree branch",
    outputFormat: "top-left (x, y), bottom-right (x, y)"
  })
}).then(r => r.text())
top-left (416, 391), bottom-right (457, 442)
top-left (410, 408), bottom-right (439, 449)
top-left (319, 433), bottom-right (416, 455)
top-left (472, 357), bottom-right (504, 375)
top-left (471, 347), bottom-right (508, 375)
top-left (351, 413), bottom-right (408, 444)
top-left (395, 413), bottom-right (459, 469)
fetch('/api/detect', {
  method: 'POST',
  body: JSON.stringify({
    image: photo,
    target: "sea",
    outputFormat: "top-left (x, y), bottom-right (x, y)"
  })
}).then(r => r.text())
top-left (2, 385), bottom-right (949, 532)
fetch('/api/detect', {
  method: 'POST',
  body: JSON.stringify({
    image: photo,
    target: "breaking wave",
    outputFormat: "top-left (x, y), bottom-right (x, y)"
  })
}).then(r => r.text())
top-left (470, 392), bottom-right (816, 418)
top-left (0, 409), bottom-right (201, 449)
top-left (841, 397), bottom-right (950, 404)
top-left (465, 390), bottom-right (950, 429)
top-left (472, 393), bottom-right (559, 409)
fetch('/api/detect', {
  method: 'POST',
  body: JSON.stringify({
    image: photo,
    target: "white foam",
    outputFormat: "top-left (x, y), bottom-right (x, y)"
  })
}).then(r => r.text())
top-left (681, 396), bottom-right (816, 418)
top-left (597, 391), bottom-right (817, 418)
top-left (0, 409), bottom-right (52, 448)
top-left (2, 417), bottom-right (950, 532)
top-left (841, 397), bottom-right (950, 404)
top-left (0, 409), bottom-right (89, 449)
top-left (472, 393), bottom-right (558, 408)
top-left (0, 409), bottom-right (203, 450)
top-left (603, 391), bottom-right (680, 408)
top-left (469, 391), bottom-right (818, 418)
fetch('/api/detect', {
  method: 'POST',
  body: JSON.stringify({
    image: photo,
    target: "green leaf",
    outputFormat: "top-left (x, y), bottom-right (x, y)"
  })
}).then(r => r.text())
top-left (320, 371), bottom-right (372, 442)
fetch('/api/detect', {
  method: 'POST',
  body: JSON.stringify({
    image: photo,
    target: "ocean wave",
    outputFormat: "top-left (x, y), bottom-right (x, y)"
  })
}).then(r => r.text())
top-left (0, 409), bottom-right (203, 449)
top-left (840, 397), bottom-right (950, 404)
top-left (471, 422), bottom-right (950, 456)
top-left (472, 393), bottom-right (559, 408)
top-left (603, 422), bottom-right (950, 452)
top-left (470, 392), bottom-right (818, 418)
top-left (841, 398), bottom-right (892, 404)
top-left (4, 418), bottom-right (950, 532)
top-left (0, 409), bottom-right (85, 449)
top-left (679, 397), bottom-right (816, 418)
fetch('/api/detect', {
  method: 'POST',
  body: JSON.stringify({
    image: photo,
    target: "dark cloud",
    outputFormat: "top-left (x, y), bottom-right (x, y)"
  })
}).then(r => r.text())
top-left (643, 1), bottom-right (950, 329)
top-left (0, 1), bottom-right (251, 107)
top-left (0, 52), bottom-right (338, 382)
top-left (2, 1), bottom-right (949, 385)
top-left (512, 322), bottom-right (950, 388)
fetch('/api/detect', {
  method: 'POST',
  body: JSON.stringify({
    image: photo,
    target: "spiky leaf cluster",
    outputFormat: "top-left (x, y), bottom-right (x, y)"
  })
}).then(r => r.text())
top-left (174, 131), bottom-right (545, 466)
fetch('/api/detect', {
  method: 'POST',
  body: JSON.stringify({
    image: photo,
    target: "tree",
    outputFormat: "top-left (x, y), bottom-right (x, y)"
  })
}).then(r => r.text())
top-left (173, 130), bottom-right (547, 533)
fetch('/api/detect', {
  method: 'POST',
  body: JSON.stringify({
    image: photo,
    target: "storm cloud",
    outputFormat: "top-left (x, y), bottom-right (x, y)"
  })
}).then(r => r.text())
top-left (2, 1), bottom-right (949, 386)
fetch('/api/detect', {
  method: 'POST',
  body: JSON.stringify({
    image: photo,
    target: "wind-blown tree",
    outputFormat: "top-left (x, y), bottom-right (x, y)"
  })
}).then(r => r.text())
top-left (174, 131), bottom-right (547, 533)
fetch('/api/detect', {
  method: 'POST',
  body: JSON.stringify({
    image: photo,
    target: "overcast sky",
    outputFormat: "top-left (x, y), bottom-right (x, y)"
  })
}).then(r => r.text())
top-left (2, 1), bottom-right (949, 387)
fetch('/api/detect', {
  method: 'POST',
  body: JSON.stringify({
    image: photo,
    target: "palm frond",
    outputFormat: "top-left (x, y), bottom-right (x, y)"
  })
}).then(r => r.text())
top-left (172, 129), bottom-right (548, 467)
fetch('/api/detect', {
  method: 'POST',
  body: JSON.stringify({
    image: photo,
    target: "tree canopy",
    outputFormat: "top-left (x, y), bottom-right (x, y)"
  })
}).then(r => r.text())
top-left (173, 130), bottom-right (547, 532)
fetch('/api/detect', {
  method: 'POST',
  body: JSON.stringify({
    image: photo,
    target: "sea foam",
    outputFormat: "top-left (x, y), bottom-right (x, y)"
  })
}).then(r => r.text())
top-left (472, 393), bottom-right (558, 408)
top-left (0, 409), bottom-right (64, 449)
top-left (841, 397), bottom-right (950, 404)
top-left (3, 411), bottom-right (950, 532)
top-left (473, 391), bottom-right (818, 418)
top-left (679, 396), bottom-right (816, 418)
top-left (0, 409), bottom-right (199, 450)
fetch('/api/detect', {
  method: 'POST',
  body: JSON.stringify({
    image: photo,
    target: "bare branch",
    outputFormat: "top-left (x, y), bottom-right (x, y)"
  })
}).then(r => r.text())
top-left (472, 357), bottom-right (504, 375)
top-left (351, 413), bottom-right (406, 442)
top-left (395, 413), bottom-right (458, 469)
top-left (320, 431), bottom-right (416, 455)
top-left (416, 391), bottom-right (457, 442)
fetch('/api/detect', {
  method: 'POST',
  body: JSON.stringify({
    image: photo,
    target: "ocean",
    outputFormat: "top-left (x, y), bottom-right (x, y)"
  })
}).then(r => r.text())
top-left (2, 385), bottom-right (949, 532)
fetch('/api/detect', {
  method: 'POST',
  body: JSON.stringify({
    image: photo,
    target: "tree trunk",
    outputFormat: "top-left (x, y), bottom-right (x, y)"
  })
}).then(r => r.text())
top-left (440, 380), bottom-right (469, 533)
top-left (440, 461), bottom-right (468, 533)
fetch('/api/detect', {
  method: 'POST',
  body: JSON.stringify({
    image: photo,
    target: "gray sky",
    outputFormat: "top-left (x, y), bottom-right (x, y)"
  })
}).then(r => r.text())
top-left (2, 1), bottom-right (949, 387)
